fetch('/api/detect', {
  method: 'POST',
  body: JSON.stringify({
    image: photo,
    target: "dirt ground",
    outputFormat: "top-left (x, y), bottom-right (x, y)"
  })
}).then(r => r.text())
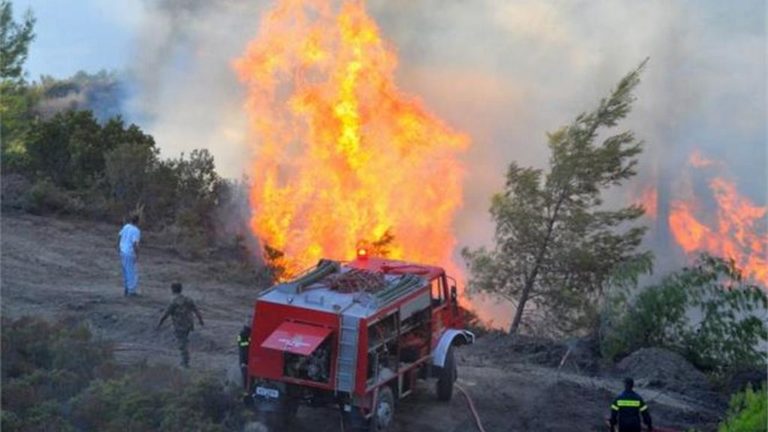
top-left (1, 213), bottom-right (724, 432)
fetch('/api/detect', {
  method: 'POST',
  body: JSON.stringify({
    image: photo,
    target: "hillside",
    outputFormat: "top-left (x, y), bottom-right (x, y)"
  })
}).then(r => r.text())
top-left (1, 213), bottom-right (724, 431)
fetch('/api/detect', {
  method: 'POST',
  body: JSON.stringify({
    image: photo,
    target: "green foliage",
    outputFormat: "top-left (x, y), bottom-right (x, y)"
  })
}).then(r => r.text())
top-left (463, 60), bottom-right (651, 335)
top-left (0, 81), bottom-right (39, 172)
top-left (601, 254), bottom-right (768, 371)
top-left (2, 317), bottom-right (246, 432)
top-left (0, 0), bottom-right (35, 81)
top-left (718, 385), bottom-right (767, 432)
top-left (104, 139), bottom-right (161, 218)
top-left (26, 111), bottom-right (154, 190)
top-left (23, 178), bottom-right (84, 214)
top-left (1, 317), bottom-right (113, 431)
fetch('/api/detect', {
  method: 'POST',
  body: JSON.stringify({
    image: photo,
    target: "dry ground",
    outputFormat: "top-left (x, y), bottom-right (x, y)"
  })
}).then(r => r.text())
top-left (1, 213), bottom-right (721, 431)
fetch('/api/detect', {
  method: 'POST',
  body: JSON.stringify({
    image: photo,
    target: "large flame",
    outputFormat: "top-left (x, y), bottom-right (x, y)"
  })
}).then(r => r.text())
top-left (668, 154), bottom-right (767, 286)
top-left (234, 1), bottom-right (469, 278)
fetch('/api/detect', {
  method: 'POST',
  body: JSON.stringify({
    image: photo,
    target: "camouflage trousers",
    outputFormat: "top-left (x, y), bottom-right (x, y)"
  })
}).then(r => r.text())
top-left (174, 328), bottom-right (191, 367)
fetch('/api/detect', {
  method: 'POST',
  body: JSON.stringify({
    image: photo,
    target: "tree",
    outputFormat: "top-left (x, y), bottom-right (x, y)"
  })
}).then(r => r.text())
top-left (0, 0), bottom-right (36, 172)
top-left (0, 0), bottom-right (35, 81)
top-left (463, 61), bottom-right (651, 335)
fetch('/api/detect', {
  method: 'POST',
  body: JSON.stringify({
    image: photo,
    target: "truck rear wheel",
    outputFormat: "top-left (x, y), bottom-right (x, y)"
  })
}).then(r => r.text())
top-left (436, 346), bottom-right (456, 401)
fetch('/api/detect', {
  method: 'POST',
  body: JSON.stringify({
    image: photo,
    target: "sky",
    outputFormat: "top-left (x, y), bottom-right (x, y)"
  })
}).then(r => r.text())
top-left (16, 0), bottom-right (143, 78)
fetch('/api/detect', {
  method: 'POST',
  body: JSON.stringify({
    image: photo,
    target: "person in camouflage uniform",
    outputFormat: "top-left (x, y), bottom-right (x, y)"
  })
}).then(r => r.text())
top-left (156, 282), bottom-right (204, 368)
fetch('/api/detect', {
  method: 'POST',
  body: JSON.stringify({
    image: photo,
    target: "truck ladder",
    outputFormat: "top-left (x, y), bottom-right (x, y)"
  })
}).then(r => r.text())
top-left (336, 314), bottom-right (359, 393)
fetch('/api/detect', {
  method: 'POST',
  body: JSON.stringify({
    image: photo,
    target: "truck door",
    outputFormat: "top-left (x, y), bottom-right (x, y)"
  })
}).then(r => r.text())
top-left (430, 276), bottom-right (448, 343)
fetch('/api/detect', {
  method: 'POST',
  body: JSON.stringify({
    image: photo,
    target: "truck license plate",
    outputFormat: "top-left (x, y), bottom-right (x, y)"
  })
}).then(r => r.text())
top-left (255, 386), bottom-right (279, 399)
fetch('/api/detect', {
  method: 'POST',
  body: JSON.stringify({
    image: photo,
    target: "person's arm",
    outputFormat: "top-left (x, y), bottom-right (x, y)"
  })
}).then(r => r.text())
top-left (640, 399), bottom-right (652, 431)
top-left (192, 303), bottom-right (204, 326)
top-left (609, 400), bottom-right (619, 432)
top-left (134, 229), bottom-right (141, 257)
top-left (157, 305), bottom-right (171, 329)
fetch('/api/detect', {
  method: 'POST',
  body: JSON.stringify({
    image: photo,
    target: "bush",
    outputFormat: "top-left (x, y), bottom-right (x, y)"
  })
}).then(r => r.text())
top-left (72, 369), bottom-right (242, 432)
top-left (23, 178), bottom-right (84, 214)
top-left (2, 317), bottom-right (247, 432)
top-left (718, 385), bottom-right (767, 432)
top-left (601, 254), bottom-right (767, 371)
top-left (1, 318), bottom-right (113, 432)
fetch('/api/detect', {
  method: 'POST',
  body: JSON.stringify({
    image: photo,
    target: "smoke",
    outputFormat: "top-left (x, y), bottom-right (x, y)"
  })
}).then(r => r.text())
top-left (128, 0), bottom-right (766, 308)
top-left (127, 0), bottom-right (268, 177)
top-left (37, 71), bottom-right (127, 122)
top-left (365, 0), bottom-right (766, 255)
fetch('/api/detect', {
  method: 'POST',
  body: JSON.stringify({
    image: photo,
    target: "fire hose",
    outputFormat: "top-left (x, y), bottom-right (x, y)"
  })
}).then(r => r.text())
top-left (455, 383), bottom-right (487, 432)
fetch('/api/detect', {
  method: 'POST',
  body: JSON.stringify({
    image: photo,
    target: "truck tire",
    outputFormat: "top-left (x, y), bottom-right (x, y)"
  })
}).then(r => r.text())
top-left (257, 399), bottom-right (297, 430)
top-left (343, 387), bottom-right (394, 432)
top-left (371, 386), bottom-right (395, 432)
top-left (436, 346), bottom-right (456, 401)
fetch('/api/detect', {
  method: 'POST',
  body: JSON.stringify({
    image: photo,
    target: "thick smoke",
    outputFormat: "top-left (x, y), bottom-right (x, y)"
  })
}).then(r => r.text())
top-left (129, 1), bottom-right (766, 316)
top-left (127, 0), bottom-right (267, 177)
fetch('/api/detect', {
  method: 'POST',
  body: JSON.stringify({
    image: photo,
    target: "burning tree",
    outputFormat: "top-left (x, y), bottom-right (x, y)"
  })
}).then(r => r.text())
top-left (463, 61), bottom-right (651, 335)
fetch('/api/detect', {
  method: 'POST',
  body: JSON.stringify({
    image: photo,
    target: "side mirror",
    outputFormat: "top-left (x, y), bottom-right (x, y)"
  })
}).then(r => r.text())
top-left (450, 285), bottom-right (457, 301)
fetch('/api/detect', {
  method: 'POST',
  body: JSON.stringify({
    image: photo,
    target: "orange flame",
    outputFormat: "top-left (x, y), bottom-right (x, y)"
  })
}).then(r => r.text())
top-left (234, 1), bottom-right (469, 278)
top-left (688, 150), bottom-right (717, 168)
top-left (635, 186), bottom-right (658, 219)
top-left (669, 177), bottom-right (767, 286)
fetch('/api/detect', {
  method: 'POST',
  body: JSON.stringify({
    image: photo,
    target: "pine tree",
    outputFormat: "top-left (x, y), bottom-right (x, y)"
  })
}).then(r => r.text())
top-left (463, 60), bottom-right (652, 335)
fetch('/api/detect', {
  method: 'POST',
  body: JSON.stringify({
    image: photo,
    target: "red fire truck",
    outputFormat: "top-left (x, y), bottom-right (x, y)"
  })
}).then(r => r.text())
top-left (244, 251), bottom-right (475, 431)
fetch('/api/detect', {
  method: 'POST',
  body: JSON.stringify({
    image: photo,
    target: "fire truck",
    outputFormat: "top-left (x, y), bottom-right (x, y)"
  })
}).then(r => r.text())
top-left (244, 250), bottom-right (475, 431)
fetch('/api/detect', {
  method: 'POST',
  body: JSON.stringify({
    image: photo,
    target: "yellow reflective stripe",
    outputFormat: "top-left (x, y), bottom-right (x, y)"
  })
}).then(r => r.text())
top-left (640, 404), bottom-right (648, 411)
top-left (616, 399), bottom-right (641, 407)
top-left (239, 341), bottom-right (249, 347)
top-left (611, 404), bottom-right (619, 410)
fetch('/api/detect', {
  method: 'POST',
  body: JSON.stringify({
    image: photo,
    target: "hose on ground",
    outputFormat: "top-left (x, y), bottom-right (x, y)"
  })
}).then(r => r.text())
top-left (456, 383), bottom-right (487, 432)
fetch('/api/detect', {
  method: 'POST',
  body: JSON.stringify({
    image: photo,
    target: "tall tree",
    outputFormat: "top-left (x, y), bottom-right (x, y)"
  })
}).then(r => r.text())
top-left (463, 61), bottom-right (652, 335)
top-left (0, 0), bottom-right (36, 172)
top-left (0, 0), bottom-right (35, 81)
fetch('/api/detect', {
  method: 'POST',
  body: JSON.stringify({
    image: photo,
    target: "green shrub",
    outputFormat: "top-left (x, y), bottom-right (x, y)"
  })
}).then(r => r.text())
top-left (1, 318), bottom-right (112, 432)
top-left (72, 368), bottom-right (241, 432)
top-left (719, 386), bottom-right (767, 432)
top-left (23, 178), bottom-right (84, 214)
top-left (601, 254), bottom-right (767, 371)
top-left (2, 318), bottom-right (247, 431)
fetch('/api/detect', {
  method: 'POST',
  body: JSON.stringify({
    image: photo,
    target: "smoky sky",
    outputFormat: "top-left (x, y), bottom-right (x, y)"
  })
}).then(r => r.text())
top-left (128, 0), bottom-right (766, 257)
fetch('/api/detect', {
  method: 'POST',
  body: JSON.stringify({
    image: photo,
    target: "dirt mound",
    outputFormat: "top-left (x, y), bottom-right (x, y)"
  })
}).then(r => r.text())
top-left (616, 348), bottom-right (713, 398)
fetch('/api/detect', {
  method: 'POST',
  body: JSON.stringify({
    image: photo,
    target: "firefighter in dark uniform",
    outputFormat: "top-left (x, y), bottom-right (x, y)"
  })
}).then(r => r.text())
top-left (610, 378), bottom-right (653, 432)
top-left (238, 325), bottom-right (251, 391)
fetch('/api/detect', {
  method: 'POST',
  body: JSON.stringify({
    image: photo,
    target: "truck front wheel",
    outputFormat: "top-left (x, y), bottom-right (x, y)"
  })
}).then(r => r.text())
top-left (343, 387), bottom-right (394, 432)
top-left (436, 346), bottom-right (456, 401)
top-left (372, 386), bottom-right (395, 432)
